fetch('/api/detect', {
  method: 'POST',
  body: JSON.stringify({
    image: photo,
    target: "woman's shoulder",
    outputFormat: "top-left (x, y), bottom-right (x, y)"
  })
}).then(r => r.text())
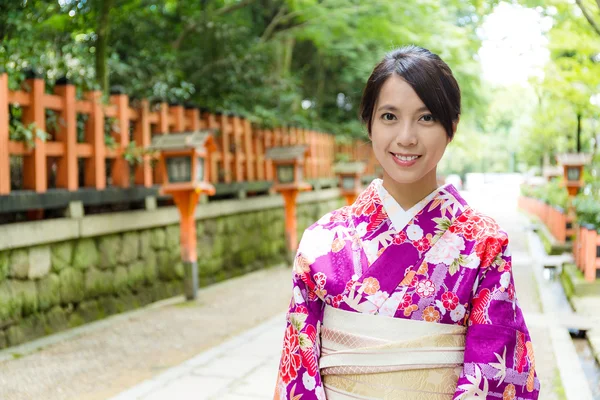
top-left (452, 206), bottom-right (509, 243)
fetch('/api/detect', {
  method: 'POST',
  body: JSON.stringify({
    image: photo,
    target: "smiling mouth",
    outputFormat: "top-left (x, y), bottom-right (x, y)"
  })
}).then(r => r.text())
top-left (391, 153), bottom-right (422, 161)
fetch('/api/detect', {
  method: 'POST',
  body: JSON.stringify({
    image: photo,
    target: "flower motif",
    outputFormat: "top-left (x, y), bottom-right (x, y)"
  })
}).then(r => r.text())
top-left (508, 284), bottom-right (515, 300)
top-left (303, 371), bottom-right (316, 391)
top-left (416, 279), bottom-right (435, 297)
top-left (331, 237), bottom-right (345, 253)
top-left (441, 291), bottom-right (459, 311)
top-left (414, 237), bottom-right (431, 252)
top-left (345, 278), bottom-right (357, 293)
top-left (352, 185), bottom-right (378, 217)
top-left (464, 253), bottom-right (481, 270)
top-left (367, 290), bottom-right (389, 308)
top-left (293, 286), bottom-right (305, 305)
top-left (500, 271), bottom-right (511, 290)
top-left (393, 231), bottom-right (407, 245)
top-left (409, 275), bottom-right (419, 288)
top-left (450, 304), bottom-right (466, 323)
top-left (407, 224), bottom-right (424, 241)
top-left (362, 277), bottom-right (380, 295)
top-left (294, 254), bottom-right (311, 275)
top-left (331, 294), bottom-right (343, 308)
top-left (279, 325), bottom-right (302, 384)
top-left (503, 383), bottom-right (516, 400)
top-left (313, 272), bottom-right (327, 289)
top-left (398, 294), bottom-right (413, 310)
top-left (295, 305), bottom-right (308, 315)
top-left (476, 237), bottom-right (504, 268)
top-left (424, 232), bottom-right (465, 265)
top-left (423, 306), bottom-right (441, 322)
top-left (315, 385), bottom-right (326, 400)
top-left (403, 304), bottom-right (418, 317)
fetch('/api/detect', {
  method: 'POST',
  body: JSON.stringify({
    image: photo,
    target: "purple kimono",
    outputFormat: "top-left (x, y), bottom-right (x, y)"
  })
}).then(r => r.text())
top-left (275, 179), bottom-right (539, 399)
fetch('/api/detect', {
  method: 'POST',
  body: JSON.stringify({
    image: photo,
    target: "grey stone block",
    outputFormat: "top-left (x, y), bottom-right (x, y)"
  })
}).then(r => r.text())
top-left (28, 245), bottom-right (51, 279)
top-left (37, 273), bottom-right (61, 311)
top-left (51, 242), bottom-right (73, 272)
top-left (98, 235), bottom-right (121, 269)
top-left (72, 239), bottom-right (99, 270)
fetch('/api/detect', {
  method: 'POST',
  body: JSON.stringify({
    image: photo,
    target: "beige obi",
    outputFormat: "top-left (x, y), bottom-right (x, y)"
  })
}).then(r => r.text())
top-left (320, 306), bottom-right (466, 400)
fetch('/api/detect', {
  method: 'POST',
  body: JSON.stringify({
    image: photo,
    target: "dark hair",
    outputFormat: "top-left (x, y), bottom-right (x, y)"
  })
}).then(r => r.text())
top-left (359, 45), bottom-right (461, 139)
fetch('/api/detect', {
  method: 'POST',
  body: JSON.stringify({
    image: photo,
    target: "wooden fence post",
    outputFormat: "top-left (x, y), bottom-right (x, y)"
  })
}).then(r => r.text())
top-left (22, 77), bottom-right (47, 192)
top-left (232, 116), bottom-right (243, 182)
top-left (134, 99), bottom-right (152, 187)
top-left (218, 113), bottom-right (232, 183)
top-left (0, 74), bottom-right (9, 195)
top-left (54, 80), bottom-right (78, 190)
top-left (243, 118), bottom-right (254, 181)
top-left (264, 129), bottom-right (274, 181)
top-left (110, 93), bottom-right (130, 188)
top-left (171, 104), bottom-right (185, 132)
top-left (84, 91), bottom-right (106, 189)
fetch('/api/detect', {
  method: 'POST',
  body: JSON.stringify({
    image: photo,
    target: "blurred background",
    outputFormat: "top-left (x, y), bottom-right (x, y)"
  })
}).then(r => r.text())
top-left (0, 0), bottom-right (600, 399)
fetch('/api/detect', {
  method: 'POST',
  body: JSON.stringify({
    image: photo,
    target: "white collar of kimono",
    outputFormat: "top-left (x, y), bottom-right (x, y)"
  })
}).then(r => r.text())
top-left (374, 179), bottom-right (451, 233)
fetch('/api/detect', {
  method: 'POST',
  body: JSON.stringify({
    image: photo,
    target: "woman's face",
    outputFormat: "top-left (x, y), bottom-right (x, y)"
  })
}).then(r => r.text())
top-left (370, 74), bottom-right (454, 186)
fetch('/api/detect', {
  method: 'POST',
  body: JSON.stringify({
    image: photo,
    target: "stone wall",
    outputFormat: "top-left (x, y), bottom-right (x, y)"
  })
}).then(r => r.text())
top-left (0, 190), bottom-right (343, 349)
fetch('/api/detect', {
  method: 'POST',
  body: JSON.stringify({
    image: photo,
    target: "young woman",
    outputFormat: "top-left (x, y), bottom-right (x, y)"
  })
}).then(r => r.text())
top-left (275, 46), bottom-right (539, 400)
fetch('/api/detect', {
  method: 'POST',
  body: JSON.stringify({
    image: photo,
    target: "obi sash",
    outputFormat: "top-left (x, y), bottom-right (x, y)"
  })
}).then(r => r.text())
top-left (319, 305), bottom-right (466, 400)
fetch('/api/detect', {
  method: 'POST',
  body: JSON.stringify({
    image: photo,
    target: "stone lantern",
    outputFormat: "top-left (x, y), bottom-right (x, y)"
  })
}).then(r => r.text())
top-left (334, 161), bottom-right (366, 205)
top-left (265, 145), bottom-right (311, 255)
top-left (556, 153), bottom-right (593, 196)
top-left (149, 130), bottom-right (216, 300)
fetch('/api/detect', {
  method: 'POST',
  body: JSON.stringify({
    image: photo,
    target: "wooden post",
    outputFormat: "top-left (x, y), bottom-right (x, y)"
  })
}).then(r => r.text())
top-left (232, 116), bottom-right (243, 182)
top-left (218, 114), bottom-right (232, 183)
top-left (171, 190), bottom-right (200, 300)
top-left (153, 103), bottom-right (169, 184)
top-left (186, 108), bottom-right (200, 131)
top-left (134, 99), bottom-right (152, 187)
top-left (205, 112), bottom-right (221, 183)
top-left (84, 91), bottom-right (106, 189)
top-left (0, 74), bottom-right (9, 194)
top-left (584, 228), bottom-right (598, 282)
top-left (54, 81), bottom-right (78, 190)
top-left (22, 77), bottom-right (47, 192)
top-left (264, 130), bottom-right (274, 181)
top-left (171, 105), bottom-right (185, 132)
top-left (254, 129), bottom-right (265, 181)
top-left (110, 93), bottom-right (130, 187)
top-left (282, 189), bottom-right (300, 253)
top-left (243, 119), bottom-right (254, 181)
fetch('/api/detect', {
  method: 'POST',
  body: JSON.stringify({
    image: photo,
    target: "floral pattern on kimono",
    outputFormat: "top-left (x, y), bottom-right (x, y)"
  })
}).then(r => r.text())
top-left (274, 179), bottom-right (540, 400)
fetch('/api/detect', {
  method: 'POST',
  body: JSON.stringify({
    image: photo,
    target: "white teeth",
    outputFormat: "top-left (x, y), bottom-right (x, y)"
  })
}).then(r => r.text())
top-left (394, 154), bottom-right (419, 161)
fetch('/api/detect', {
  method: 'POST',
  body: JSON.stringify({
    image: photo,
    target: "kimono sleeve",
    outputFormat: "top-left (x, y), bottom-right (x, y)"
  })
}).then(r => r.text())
top-left (274, 232), bottom-right (326, 400)
top-left (453, 234), bottom-right (540, 400)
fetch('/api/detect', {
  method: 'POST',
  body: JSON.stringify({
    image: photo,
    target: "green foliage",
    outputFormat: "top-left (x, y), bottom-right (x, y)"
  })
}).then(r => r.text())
top-left (9, 120), bottom-right (50, 148)
top-left (521, 179), bottom-right (569, 209)
top-left (517, 1), bottom-right (600, 164)
top-left (572, 194), bottom-right (600, 227)
top-left (122, 141), bottom-right (158, 167)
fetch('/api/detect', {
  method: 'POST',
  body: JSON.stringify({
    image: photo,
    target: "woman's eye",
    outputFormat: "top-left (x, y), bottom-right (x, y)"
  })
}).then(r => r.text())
top-left (382, 113), bottom-right (396, 121)
top-left (420, 114), bottom-right (435, 122)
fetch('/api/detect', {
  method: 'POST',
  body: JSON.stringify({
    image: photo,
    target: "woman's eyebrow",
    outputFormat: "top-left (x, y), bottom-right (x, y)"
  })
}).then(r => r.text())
top-left (376, 105), bottom-right (430, 112)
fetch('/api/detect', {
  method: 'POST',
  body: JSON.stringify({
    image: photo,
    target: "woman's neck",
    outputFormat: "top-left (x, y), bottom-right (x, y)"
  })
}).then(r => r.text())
top-left (381, 170), bottom-right (439, 211)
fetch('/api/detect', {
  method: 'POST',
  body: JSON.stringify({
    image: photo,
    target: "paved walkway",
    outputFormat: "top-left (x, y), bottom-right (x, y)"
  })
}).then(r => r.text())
top-left (1, 181), bottom-right (596, 399)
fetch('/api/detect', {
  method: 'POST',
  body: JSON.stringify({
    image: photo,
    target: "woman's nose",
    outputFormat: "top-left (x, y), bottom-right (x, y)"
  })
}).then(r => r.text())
top-left (396, 124), bottom-right (418, 147)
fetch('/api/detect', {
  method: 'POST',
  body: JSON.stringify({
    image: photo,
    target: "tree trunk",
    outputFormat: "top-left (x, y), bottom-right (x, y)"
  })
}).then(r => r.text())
top-left (95, 0), bottom-right (113, 96)
top-left (577, 112), bottom-right (582, 153)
